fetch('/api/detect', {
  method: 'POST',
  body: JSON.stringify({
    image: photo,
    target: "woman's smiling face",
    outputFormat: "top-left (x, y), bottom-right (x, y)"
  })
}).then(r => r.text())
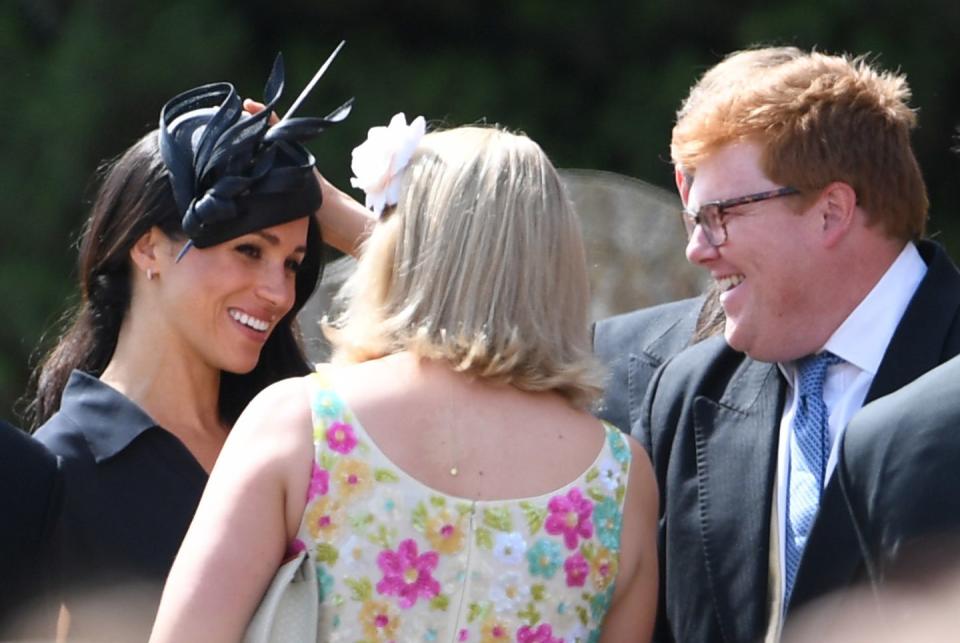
top-left (155, 217), bottom-right (309, 374)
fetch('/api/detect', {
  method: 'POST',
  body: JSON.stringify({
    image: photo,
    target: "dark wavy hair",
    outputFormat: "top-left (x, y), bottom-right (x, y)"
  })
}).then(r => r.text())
top-left (23, 130), bottom-right (323, 428)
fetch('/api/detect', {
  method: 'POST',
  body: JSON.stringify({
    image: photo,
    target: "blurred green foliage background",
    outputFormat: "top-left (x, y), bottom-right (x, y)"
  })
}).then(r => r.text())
top-left (3, 0), bottom-right (960, 422)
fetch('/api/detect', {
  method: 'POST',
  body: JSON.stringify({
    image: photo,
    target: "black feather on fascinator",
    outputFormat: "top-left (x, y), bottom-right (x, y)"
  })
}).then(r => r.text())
top-left (159, 43), bottom-right (353, 257)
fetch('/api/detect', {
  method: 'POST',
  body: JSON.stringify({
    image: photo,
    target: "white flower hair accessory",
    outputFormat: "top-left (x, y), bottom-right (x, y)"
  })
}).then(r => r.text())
top-left (349, 112), bottom-right (426, 216)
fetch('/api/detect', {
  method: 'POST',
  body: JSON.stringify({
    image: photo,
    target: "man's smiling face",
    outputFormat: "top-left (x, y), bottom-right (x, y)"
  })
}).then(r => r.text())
top-left (684, 140), bottom-right (827, 362)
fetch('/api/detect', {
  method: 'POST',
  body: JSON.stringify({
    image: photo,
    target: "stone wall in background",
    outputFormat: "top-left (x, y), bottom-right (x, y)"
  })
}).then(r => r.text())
top-left (563, 169), bottom-right (707, 320)
top-left (298, 170), bottom-right (707, 363)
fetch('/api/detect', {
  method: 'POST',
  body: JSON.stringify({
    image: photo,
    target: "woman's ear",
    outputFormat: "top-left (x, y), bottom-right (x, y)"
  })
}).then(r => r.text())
top-left (130, 227), bottom-right (164, 279)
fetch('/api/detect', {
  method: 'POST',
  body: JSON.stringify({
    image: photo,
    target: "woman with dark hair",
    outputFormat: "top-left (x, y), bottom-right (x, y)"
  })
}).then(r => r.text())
top-left (29, 55), bottom-right (369, 641)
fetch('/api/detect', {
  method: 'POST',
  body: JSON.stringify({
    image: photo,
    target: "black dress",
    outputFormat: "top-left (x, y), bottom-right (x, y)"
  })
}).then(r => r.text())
top-left (0, 419), bottom-right (62, 638)
top-left (34, 370), bottom-right (208, 641)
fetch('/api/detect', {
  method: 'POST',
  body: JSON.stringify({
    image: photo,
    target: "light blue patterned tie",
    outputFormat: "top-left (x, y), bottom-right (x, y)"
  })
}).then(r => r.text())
top-left (784, 351), bottom-right (842, 606)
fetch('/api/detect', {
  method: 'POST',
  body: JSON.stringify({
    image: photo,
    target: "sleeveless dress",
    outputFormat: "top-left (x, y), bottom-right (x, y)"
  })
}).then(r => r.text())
top-left (293, 369), bottom-right (633, 643)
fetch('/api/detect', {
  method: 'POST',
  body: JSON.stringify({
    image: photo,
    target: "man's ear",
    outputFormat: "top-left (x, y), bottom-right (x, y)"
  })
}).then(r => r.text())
top-left (675, 167), bottom-right (692, 206)
top-left (818, 182), bottom-right (858, 248)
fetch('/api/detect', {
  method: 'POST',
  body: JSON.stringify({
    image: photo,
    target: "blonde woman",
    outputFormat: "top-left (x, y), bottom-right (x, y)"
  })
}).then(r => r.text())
top-left (152, 119), bottom-right (658, 643)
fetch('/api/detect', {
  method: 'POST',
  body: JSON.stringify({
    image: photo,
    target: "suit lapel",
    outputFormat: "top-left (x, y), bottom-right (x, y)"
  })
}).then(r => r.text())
top-left (867, 241), bottom-right (960, 403)
top-left (641, 299), bottom-right (701, 366)
top-left (693, 358), bottom-right (785, 642)
top-left (626, 300), bottom-right (703, 432)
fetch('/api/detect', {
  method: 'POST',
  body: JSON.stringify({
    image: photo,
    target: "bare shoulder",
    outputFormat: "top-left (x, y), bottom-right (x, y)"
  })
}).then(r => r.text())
top-left (614, 432), bottom-right (659, 583)
top-left (600, 431), bottom-right (659, 643)
top-left (325, 358), bottom-right (410, 401)
top-left (239, 376), bottom-right (311, 423)
top-left (625, 434), bottom-right (658, 511)
top-left (602, 431), bottom-right (659, 634)
top-left (229, 375), bottom-right (314, 455)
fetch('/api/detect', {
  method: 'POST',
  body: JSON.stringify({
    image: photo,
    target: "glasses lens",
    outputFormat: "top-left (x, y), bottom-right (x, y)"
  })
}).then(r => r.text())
top-left (682, 205), bottom-right (725, 246)
top-left (701, 204), bottom-right (722, 246)
top-left (681, 210), bottom-right (696, 237)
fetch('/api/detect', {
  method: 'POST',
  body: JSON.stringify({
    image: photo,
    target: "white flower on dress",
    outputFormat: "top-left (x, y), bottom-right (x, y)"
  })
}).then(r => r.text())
top-left (597, 456), bottom-right (620, 492)
top-left (339, 534), bottom-right (367, 573)
top-left (349, 112), bottom-right (426, 216)
top-left (565, 622), bottom-right (590, 642)
top-left (490, 571), bottom-right (531, 612)
top-left (493, 531), bottom-right (528, 566)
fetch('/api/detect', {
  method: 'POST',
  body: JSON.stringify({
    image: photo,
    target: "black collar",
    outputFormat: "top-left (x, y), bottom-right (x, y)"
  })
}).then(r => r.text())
top-left (59, 370), bottom-right (160, 463)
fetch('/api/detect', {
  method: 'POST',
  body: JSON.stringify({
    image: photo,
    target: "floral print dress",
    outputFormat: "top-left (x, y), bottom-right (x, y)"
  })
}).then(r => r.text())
top-left (293, 369), bottom-right (633, 643)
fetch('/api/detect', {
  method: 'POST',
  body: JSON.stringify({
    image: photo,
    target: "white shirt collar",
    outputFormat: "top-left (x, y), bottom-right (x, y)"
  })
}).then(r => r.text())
top-left (780, 242), bottom-right (927, 380)
top-left (822, 242), bottom-right (926, 375)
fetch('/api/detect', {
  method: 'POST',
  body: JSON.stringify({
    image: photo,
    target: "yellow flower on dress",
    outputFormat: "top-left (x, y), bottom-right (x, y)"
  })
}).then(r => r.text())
top-left (332, 458), bottom-right (374, 499)
top-left (425, 509), bottom-right (466, 555)
top-left (590, 547), bottom-right (619, 592)
top-left (481, 617), bottom-right (512, 642)
top-left (359, 599), bottom-right (400, 641)
top-left (304, 495), bottom-right (344, 542)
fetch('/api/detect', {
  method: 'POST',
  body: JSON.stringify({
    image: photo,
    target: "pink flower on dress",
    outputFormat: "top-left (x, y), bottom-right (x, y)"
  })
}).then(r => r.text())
top-left (459, 628), bottom-right (469, 641)
top-left (564, 551), bottom-right (589, 587)
top-left (375, 538), bottom-right (440, 608)
top-left (516, 623), bottom-right (563, 643)
top-left (326, 421), bottom-right (358, 454)
top-left (307, 463), bottom-right (330, 500)
top-left (285, 538), bottom-right (306, 558)
top-left (545, 488), bottom-right (594, 550)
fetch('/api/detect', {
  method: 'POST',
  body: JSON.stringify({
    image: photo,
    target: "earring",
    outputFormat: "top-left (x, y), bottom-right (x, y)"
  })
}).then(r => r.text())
top-left (146, 268), bottom-right (156, 281)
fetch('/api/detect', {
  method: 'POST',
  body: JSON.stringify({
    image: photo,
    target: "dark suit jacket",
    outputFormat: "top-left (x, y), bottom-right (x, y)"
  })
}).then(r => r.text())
top-left (593, 297), bottom-right (704, 433)
top-left (0, 419), bottom-right (62, 638)
top-left (837, 354), bottom-right (960, 585)
top-left (638, 241), bottom-right (960, 643)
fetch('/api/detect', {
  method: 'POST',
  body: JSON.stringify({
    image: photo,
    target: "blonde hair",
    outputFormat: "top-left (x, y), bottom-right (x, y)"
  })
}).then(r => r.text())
top-left (672, 48), bottom-right (927, 241)
top-left (326, 126), bottom-right (602, 407)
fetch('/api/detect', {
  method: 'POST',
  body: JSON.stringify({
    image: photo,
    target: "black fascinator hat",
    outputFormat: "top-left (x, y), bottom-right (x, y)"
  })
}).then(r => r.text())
top-left (159, 45), bottom-right (353, 256)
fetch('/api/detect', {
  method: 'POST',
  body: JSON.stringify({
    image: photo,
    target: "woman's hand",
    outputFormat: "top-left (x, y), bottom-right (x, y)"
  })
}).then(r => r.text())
top-left (243, 98), bottom-right (278, 124)
top-left (244, 99), bottom-right (375, 257)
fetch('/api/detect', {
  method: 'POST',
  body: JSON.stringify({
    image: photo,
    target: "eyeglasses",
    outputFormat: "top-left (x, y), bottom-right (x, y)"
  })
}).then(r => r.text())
top-left (681, 186), bottom-right (800, 247)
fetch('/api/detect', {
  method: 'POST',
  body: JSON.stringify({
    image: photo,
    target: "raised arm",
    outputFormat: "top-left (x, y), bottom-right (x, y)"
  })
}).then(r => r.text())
top-left (243, 98), bottom-right (376, 258)
top-left (313, 169), bottom-right (376, 257)
top-left (150, 378), bottom-right (315, 643)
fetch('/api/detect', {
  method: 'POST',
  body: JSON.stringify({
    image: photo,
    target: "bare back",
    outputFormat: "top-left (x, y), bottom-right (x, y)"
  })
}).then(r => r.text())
top-left (331, 352), bottom-right (607, 501)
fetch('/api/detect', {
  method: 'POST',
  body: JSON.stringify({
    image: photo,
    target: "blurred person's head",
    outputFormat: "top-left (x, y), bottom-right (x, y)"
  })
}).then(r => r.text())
top-left (783, 559), bottom-right (960, 643)
top-left (672, 49), bottom-right (925, 362)
top-left (328, 126), bottom-right (601, 407)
